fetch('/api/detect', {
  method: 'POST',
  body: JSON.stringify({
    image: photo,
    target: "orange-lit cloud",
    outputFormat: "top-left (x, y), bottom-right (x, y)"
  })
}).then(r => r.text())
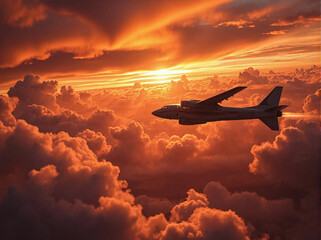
top-left (0, 0), bottom-right (319, 91)
top-left (0, 0), bottom-right (320, 237)
top-left (0, 66), bottom-right (320, 239)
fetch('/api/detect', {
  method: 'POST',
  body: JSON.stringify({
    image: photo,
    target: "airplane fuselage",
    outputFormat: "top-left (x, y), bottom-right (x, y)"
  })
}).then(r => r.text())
top-left (152, 105), bottom-right (281, 124)
top-left (151, 86), bottom-right (287, 130)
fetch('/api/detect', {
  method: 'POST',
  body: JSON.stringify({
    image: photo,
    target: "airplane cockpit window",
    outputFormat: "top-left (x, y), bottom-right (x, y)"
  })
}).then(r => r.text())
top-left (162, 105), bottom-right (179, 109)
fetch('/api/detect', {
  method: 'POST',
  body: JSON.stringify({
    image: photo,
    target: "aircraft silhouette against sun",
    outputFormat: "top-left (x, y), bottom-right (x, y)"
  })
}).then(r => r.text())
top-left (152, 86), bottom-right (288, 130)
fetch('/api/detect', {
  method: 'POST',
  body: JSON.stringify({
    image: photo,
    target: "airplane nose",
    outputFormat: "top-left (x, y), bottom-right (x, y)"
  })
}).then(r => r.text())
top-left (152, 110), bottom-right (160, 117)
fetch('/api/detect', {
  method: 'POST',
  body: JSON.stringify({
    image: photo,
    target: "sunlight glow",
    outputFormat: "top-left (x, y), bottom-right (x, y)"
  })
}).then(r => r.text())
top-left (143, 68), bottom-right (188, 77)
top-left (282, 112), bottom-right (320, 120)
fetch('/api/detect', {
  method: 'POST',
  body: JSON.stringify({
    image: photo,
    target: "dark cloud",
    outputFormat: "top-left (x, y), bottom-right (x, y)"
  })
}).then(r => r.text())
top-left (0, 0), bottom-right (46, 27)
top-left (0, 186), bottom-right (143, 240)
top-left (135, 195), bottom-right (174, 217)
top-left (41, 0), bottom-right (226, 43)
top-left (204, 181), bottom-right (297, 239)
top-left (0, 50), bottom-right (166, 84)
top-left (0, 12), bottom-right (95, 68)
top-left (168, 22), bottom-right (271, 63)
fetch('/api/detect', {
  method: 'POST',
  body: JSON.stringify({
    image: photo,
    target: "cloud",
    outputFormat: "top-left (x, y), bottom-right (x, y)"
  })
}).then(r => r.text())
top-left (0, 116), bottom-right (146, 239)
top-left (0, 0), bottom-right (227, 71)
top-left (0, 0), bottom-right (319, 86)
top-left (0, 95), bottom-right (18, 126)
top-left (0, 13), bottom-right (97, 68)
top-left (0, 186), bottom-right (144, 240)
top-left (8, 75), bottom-right (59, 115)
top-left (0, 116), bottom-right (254, 239)
top-left (263, 30), bottom-right (287, 35)
top-left (249, 120), bottom-right (320, 190)
top-left (170, 189), bottom-right (209, 222)
top-left (215, 20), bottom-right (254, 28)
top-left (303, 88), bottom-right (320, 114)
top-left (162, 207), bottom-right (250, 240)
top-left (271, 15), bottom-right (321, 27)
top-left (238, 67), bottom-right (268, 85)
top-left (28, 164), bottom-right (59, 186)
top-left (135, 195), bottom-right (174, 217)
top-left (0, 68), bottom-right (319, 239)
top-left (42, 0), bottom-right (227, 44)
top-left (204, 181), bottom-right (296, 239)
top-left (56, 86), bottom-right (98, 117)
top-left (20, 104), bottom-right (116, 138)
top-left (76, 129), bottom-right (111, 157)
top-left (168, 78), bottom-right (188, 96)
top-left (0, 0), bottom-right (46, 27)
top-left (133, 82), bottom-right (143, 89)
top-left (0, 119), bottom-right (130, 202)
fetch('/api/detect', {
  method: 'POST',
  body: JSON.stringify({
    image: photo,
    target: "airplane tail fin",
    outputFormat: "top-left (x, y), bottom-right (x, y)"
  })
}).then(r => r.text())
top-left (259, 117), bottom-right (279, 131)
top-left (259, 86), bottom-right (283, 106)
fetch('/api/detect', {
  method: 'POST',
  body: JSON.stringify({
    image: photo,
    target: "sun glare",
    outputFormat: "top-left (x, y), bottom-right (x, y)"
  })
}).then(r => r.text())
top-left (144, 68), bottom-right (188, 77)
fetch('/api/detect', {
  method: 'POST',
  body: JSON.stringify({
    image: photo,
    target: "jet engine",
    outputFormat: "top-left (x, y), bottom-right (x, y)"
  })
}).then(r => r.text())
top-left (180, 100), bottom-right (200, 108)
top-left (179, 118), bottom-right (206, 125)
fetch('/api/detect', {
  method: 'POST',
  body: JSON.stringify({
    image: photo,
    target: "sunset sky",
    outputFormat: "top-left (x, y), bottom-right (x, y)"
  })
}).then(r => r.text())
top-left (0, 1), bottom-right (320, 240)
top-left (0, 0), bottom-right (320, 93)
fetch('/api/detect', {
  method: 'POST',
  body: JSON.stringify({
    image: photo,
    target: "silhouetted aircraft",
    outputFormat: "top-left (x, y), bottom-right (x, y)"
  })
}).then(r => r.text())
top-left (152, 86), bottom-right (287, 130)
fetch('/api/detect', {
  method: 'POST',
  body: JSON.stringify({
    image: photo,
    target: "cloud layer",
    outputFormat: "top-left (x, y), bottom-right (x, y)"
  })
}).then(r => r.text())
top-left (0, 66), bottom-right (319, 239)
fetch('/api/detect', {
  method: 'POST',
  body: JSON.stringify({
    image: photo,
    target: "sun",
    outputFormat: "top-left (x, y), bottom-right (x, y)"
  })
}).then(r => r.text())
top-left (142, 67), bottom-right (189, 81)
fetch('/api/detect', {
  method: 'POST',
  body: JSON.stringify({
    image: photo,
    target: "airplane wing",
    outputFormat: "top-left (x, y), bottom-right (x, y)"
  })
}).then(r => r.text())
top-left (195, 86), bottom-right (247, 107)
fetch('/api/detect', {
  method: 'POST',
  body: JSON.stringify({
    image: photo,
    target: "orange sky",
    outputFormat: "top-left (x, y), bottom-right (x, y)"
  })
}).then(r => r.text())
top-left (0, 0), bottom-right (320, 94)
top-left (0, 1), bottom-right (320, 239)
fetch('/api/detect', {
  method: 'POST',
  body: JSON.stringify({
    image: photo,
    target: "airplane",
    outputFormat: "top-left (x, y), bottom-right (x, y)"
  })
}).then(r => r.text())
top-left (152, 86), bottom-right (288, 130)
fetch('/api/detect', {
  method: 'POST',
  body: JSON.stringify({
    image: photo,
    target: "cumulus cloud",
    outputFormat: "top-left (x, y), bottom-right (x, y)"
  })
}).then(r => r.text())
top-left (303, 88), bottom-right (320, 114)
top-left (0, 116), bottom-right (145, 239)
top-left (0, 95), bottom-right (17, 126)
top-left (0, 186), bottom-right (144, 240)
top-left (249, 120), bottom-right (320, 189)
top-left (238, 67), bottom-right (268, 85)
top-left (204, 181), bottom-right (296, 239)
top-left (20, 104), bottom-right (116, 138)
top-left (0, 119), bottom-right (130, 201)
top-left (170, 189), bottom-right (209, 222)
top-left (168, 79), bottom-right (188, 96)
top-left (162, 207), bottom-right (250, 240)
top-left (0, 117), bottom-right (254, 240)
top-left (76, 129), bottom-right (111, 157)
top-left (56, 86), bottom-right (98, 117)
top-left (8, 75), bottom-right (59, 115)
top-left (0, 69), bottom-right (319, 239)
